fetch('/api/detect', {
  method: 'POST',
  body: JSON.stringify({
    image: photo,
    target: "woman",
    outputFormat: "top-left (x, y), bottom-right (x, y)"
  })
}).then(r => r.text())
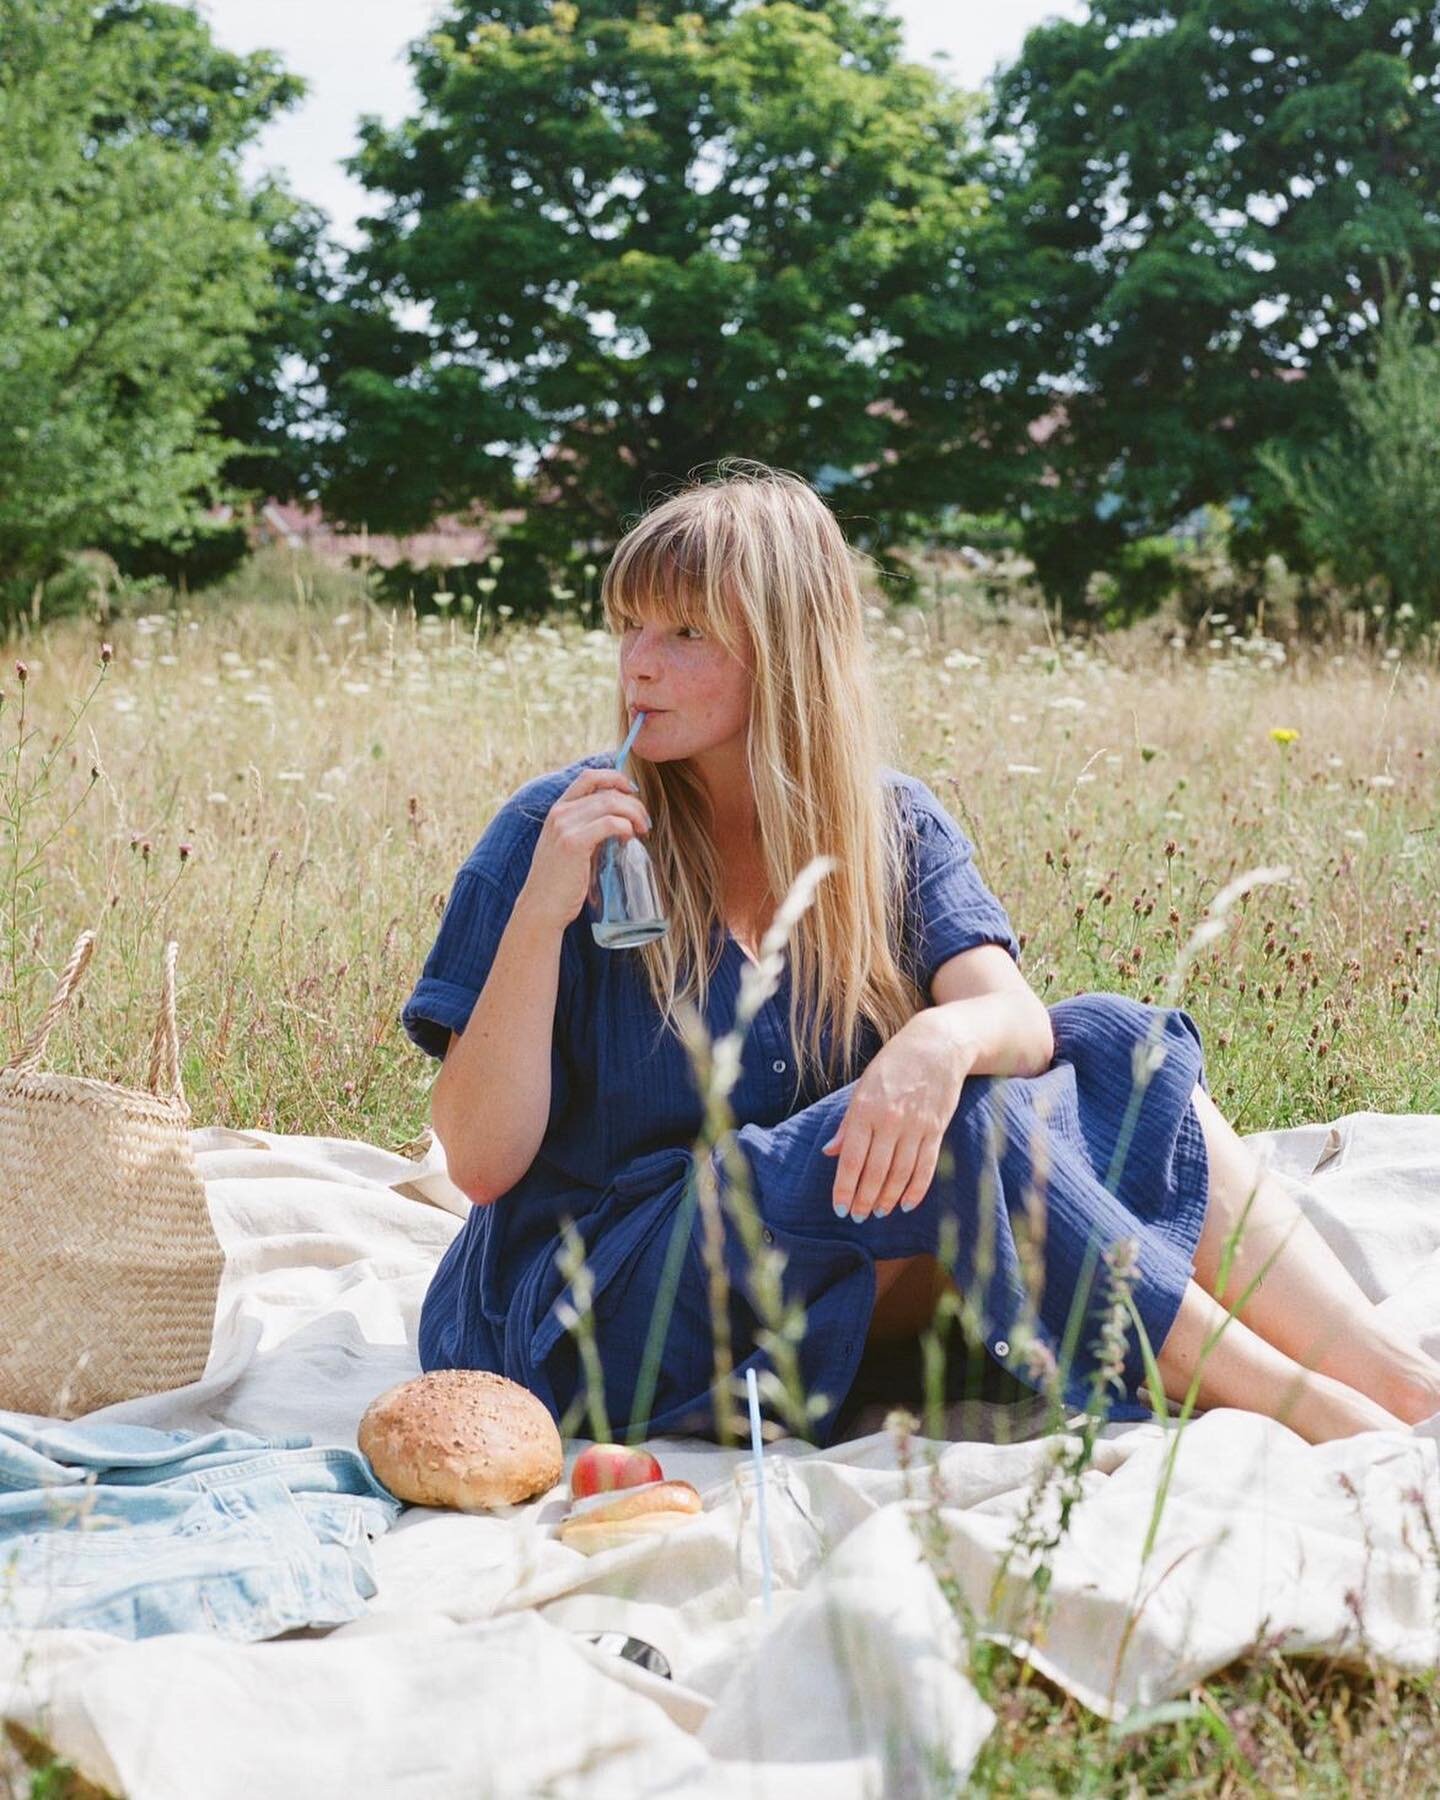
top-left (402, 464), bottom-right (1440, 1448)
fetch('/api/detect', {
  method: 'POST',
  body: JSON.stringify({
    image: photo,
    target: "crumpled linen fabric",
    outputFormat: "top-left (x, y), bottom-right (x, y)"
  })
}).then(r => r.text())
top-left (0, 1110), bottom-right (1437, 1799)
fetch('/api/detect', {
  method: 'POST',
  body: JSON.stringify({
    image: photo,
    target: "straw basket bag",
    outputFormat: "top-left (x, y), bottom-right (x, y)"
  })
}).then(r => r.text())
top-left (0, 930), bottom-right (224, 1419)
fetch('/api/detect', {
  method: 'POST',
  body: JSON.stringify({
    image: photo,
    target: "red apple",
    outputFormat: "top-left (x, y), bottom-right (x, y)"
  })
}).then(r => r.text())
top-left (569, 1443), bottom-right (664, 1499)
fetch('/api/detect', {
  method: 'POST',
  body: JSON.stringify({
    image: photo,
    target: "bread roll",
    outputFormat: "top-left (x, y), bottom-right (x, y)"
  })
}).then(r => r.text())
top-left (358, 1369), bottom-right (563, 1510)
top-left (557, 1479), bottom-right (703, 1555)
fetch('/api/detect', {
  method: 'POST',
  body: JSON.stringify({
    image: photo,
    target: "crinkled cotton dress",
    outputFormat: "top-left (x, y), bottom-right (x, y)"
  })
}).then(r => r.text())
top-left (401, 755), bottom-right (1212, 1447)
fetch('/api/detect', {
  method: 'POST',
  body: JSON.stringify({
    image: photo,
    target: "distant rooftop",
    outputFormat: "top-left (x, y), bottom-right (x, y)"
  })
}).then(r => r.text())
top-left (210, 500), bottom-right (515, 568)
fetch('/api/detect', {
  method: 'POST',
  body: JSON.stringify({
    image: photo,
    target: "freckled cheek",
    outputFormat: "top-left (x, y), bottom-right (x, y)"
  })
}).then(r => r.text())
top-left (687, 672), bottom-right (748, 731)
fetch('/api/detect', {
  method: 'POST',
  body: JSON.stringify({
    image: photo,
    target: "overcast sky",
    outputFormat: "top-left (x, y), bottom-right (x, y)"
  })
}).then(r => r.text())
top-left (197, 0), bottom-right (1087, 243)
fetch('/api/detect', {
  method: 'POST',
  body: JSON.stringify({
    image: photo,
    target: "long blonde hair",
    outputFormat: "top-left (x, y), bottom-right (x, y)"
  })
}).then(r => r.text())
top-left (602, 462), bottom-right (926, 1095)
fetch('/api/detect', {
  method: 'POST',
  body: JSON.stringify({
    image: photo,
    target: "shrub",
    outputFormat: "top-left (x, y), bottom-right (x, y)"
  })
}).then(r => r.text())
top-left (1259, 291), bottom-right (1440, 630)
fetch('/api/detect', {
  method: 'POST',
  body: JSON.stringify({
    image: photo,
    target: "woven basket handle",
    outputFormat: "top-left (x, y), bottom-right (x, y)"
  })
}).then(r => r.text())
top-left (7, 929), bottom-right (97, 1075)
top-left (7, 930), bottom-right (185, 1102)
top-left (146, 939), bottom-right (184, 1103)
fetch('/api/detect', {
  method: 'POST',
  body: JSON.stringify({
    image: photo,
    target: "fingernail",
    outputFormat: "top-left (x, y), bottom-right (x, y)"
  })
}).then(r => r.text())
top-left (833, 1201), bottom-right (849, 1218)
top-left (900, 1197), bottom-right (921, 1213)
top-left (627, 777), bottom-right (639, 792)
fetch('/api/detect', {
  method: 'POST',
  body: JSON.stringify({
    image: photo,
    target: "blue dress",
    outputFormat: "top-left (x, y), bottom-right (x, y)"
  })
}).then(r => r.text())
top-left (401, 755), bottom-right (1212, 1447)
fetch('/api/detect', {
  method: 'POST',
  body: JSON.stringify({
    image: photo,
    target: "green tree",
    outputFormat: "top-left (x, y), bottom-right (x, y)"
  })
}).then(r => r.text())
top-left (1258, 287), bottom-right (1440, 625)
top-left (992, 0), bottom-right (1440, 615)
top-left (318, 0), bottom-right (1017, 584)
top-left (110, 185), bottom-right (340, 591)
top-left (0, 0), bottom-right (306, 604)
top-left (215, 190), bottom-right (336, 506)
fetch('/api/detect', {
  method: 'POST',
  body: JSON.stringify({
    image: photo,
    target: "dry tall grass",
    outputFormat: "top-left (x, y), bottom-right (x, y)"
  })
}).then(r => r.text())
top-left (2, 561), bottom-right (1433, 1137)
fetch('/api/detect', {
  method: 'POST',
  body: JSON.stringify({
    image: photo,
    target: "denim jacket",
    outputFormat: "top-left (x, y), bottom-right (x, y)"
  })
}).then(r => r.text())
top-left (0, 1412), bottom-right (400, 1641)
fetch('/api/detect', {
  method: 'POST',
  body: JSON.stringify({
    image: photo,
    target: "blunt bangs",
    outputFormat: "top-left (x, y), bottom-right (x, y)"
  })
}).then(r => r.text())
top-left (601, 511), bottom-right (745, 658)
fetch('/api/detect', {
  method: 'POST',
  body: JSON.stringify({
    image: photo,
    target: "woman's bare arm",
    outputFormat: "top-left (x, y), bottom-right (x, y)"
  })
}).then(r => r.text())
top-left (928, 943), bottom-right (1055, 1076)
top-left (430, 893), bottom-right (567, 1204)
top-left (428, 765), bottom-right (649, 1205)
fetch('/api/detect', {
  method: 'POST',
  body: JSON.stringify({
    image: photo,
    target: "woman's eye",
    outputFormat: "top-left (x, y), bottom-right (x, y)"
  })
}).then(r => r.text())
top-left (617, 618), bottom-right (701, 640)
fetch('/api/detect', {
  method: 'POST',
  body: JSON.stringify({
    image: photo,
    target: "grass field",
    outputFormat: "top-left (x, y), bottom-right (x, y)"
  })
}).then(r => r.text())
top-left (3, 552), bottom-right (1438, 1793)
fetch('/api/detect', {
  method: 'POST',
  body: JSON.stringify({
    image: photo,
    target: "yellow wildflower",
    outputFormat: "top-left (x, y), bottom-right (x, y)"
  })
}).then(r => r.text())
top-left (1269, 727), bottom-right (1300, 747)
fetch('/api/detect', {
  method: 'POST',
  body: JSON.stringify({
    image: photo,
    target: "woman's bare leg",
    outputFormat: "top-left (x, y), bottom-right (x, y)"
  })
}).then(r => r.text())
top-left (1185, 1084), bottom-right (1440, 1425)
top-left (1153, 1278), bottom-right (1407, 1442)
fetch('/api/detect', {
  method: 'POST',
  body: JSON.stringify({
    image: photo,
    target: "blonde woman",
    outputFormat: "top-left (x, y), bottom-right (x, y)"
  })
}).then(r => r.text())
top-left (402, 464), bottom-right (1440, 1448)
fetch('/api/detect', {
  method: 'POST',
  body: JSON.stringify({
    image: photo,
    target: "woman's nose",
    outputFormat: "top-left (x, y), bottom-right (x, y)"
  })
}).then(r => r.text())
top-left (622, 629), bottom-right (663, 677)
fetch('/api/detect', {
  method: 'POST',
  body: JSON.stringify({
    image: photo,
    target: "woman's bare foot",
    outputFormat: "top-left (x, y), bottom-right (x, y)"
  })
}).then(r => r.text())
top-left (1374, 1356), bottom-right (1440, 1427)
top-left (1282, 1369), bottom-right (1410, 1444)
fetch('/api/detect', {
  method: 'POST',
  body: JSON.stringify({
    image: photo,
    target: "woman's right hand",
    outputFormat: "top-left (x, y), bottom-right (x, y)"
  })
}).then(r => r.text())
top-left (517, 767), bottom-right (652, 932)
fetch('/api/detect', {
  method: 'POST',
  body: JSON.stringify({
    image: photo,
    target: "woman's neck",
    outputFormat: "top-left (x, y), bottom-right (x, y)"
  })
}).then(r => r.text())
top-left (690, 739), bottom-right (756, 844)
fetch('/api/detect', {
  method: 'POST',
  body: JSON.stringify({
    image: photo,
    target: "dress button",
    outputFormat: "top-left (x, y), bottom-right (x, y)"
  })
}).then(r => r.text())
top-left (772, 1058), bottom-right (786, 1073)
top-left (994, 1339), bottom-right (1010, 1360)
top-left (762, 1227), bottom-right (775, 1245)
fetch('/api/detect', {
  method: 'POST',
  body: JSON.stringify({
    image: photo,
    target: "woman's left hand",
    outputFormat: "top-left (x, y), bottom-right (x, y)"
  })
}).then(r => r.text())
top-left (820, 1012), bottom-right (970, 1222)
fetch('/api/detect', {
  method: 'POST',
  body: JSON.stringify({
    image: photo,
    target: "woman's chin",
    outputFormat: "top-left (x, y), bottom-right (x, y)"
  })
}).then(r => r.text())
top-left (635, 726), bottom-right (682, 761)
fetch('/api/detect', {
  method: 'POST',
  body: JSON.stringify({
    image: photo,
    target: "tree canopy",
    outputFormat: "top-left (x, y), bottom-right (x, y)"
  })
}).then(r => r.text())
top-left (0, 0), bottom-right (307, 594)
top-left (991, 0), bottom-right (1440, 608)
top-left (314, 0), bottom-right (1020, 561)
top-left (9, 0), bottom-right (1440, 623)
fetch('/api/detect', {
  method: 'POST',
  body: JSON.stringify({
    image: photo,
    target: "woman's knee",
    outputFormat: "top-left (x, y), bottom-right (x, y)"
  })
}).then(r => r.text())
top-left (1052, 993), bottom-right (1208, 1103)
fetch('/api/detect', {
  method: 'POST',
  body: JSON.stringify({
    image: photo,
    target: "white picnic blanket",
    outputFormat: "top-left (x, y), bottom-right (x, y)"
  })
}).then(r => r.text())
top-left (3, 1109), bottom-right (1440, 1797)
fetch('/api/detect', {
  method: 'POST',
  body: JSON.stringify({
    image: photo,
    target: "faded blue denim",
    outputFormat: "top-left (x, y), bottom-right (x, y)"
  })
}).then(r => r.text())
top-left (0, 1412), bottom-right (400, 1641)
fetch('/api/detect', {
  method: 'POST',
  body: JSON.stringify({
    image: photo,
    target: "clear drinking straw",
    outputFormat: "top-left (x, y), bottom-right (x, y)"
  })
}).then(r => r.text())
top-left (746, 1364), bottom-right (774, 1616)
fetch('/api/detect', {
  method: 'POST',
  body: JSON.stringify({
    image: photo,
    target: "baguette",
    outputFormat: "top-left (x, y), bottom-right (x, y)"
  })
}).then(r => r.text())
top-left (557, 1478), bottom-right (703, 1554)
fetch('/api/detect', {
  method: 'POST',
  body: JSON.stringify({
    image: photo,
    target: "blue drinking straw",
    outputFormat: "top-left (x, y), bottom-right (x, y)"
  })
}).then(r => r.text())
top-left (597, 710), bottom-right (648, 917)
top-left (746, 1364), bottom-right (774, 1616)
top-left (615, 709), bottom-right (646, 772)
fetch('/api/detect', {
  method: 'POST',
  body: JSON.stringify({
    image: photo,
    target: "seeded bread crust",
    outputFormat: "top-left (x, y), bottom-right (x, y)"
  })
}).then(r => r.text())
top-left (358, 1368), bottom-right (563, 1510)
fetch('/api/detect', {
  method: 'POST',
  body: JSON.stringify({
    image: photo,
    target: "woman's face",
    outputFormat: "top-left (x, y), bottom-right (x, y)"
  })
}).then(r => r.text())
top-left (617, 602), bottom-right (754, 767)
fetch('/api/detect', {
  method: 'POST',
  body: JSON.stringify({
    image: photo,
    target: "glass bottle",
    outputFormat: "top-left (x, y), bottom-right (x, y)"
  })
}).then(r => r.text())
top-left (589, 832), bottom-right (669, 948)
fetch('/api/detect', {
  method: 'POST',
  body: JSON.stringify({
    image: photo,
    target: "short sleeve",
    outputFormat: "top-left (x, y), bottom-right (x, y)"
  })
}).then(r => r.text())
top-left (401, 860), bottom-right (580, 1125)
top-left (400, 763), bottom-right (603, 1134)
top-left (901, 781), bottom-right (1021, 994)
top-left (401, 867), bottom-right (523, 1060)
